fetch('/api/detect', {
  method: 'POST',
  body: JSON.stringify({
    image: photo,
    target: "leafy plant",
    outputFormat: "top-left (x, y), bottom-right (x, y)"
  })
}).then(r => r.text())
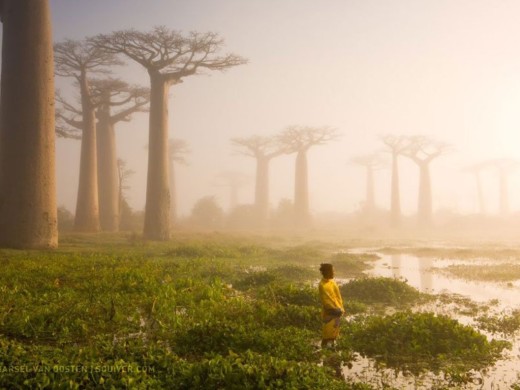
top-left (343, 312), bottom-right (510, 381)
top-left (340, 277), bottom-right (430, 308)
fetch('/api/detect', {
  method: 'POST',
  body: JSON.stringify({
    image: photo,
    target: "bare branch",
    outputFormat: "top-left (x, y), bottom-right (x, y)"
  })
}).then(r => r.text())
top-left (90, 27), bottom-right (247, 81)
top-left (277, 125), bottom-right (340, 153)
top-left (231, 135), bottom-right (284, 160)
top-left (380, 134), bottom-right (411, 155)
top-left (351, 153), bottom-right (387, 169)
top-left (55, 108), bottom-right (82, 140)
top-left (54, 39), bottom-right (122, 79)
top-left (401, 135), bottom-right (452, 164)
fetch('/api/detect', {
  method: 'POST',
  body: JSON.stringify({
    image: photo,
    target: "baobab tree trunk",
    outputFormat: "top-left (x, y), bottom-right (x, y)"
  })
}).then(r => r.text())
top-left (143, 75), bottom-right (170, 240)
top-left (97, 115), bottom-right (119, 232)
top-left (0, 0), bottom-right (58, 248)
top-left (499, 170), bottom-right (509, 217)
top-left (294, 150), bottom-right (310, 225)
top-left (169, 159), bottom-right (177, 225)
top-left (255, 157), bottom-right (269, 221)
top-left (417, 163), bottom-right (432, 226)
top-left (74, 76), bottom-right (100, 232)
top-left (390, 153), bottom-right (401, 227)
top-left (365, 165), bottom-right (375, 216)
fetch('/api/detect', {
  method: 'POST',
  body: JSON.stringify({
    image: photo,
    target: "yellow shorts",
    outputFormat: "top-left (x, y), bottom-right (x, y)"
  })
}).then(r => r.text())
top-left (322, 316), bottom-right (341, 340)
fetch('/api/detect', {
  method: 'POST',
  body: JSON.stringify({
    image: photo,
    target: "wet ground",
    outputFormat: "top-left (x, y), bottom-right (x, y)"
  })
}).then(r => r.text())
top-left (342, 249), bottom-right (520, 389)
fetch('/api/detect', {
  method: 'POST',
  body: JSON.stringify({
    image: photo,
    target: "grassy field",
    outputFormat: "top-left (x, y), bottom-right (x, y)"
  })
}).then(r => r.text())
top-left (0, 232), bottom-right (513, 389)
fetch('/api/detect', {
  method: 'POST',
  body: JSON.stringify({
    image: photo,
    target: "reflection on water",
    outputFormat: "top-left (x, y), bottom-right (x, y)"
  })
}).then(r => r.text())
top-left (390, 254), bottom-right (401, 279)
top-left (368, 252), bottom-right (520, 309)
top-left (344, 250), bottom-right (520, 389)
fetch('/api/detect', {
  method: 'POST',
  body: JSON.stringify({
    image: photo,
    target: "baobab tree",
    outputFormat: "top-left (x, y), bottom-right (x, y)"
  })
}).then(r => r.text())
top-left (54, 39), bottom-right (121, 232)
top-left (462, 162), bottom-right (488, 215)
top-left (91, 27), bottom-right (247, 240)
top-left (381, 135), bottom-right (409, 227)
top-left (0, 0), bottom-right (58, 248)
top-left (231, 135), bottom-right (284, 222)
top-left (351, 153), bottom-right (386, 218)
top-left (402, 136), bottom-right (450, 226)
top-left (57, 81), bottom-right (149, 232)
top-left (487, 159), bottom-right (519, 217)
top-left (277, 126), bottom-right (339, 225)
top-left (95, 79), bottom-right (149, 231)
top-left (169, 139), bottom-right (190, 225)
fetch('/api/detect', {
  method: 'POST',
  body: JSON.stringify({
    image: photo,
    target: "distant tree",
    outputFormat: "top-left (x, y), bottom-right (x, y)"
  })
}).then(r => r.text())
top-left (277, 126), bottom-right (339, 225)
top-left (54, 39), bottom-right (121, 232)
top-left (381, 135), bottom-right (409, 227)
top-left (215, 171), bottom-right (250, 211)
top-left (351, 153), bottom-right (386, 217)
top-left (117, 158), bottom-right (136, 230)
top-left (231, 135), bottom-right (284, 223)
top-left (168, 139), bottom-right (190, 225)
top-left (487, 159), bottom-right (519, 217)
top-left (402, 136), bottom-right (450, 226)
top-left (95, 79), bottom-right (149, 231)
top-left (191, 196), bottom-right (224, 228)
top-left (91, 27), bottom-right (247, 240)
top-left (57, 80), bottom-right (149, 232)
top-left (462, 162), bottom-right (488, 215)
top-left (0, 0), bottom-right (58, 248)
top-left (57, 206), bottom-right (74, 232)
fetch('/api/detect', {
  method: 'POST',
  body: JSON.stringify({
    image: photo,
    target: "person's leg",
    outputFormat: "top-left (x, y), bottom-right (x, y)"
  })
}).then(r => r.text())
top-left (321, 338), bottom-right (336, 348)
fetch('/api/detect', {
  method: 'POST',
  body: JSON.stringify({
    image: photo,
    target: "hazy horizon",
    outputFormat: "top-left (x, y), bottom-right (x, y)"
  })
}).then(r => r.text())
top-left (11, 0), bottom-right (520, 218)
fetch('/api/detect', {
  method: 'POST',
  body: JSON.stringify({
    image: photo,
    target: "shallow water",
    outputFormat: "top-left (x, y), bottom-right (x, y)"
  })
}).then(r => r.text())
top-left (368, 252), bottom-right (520, 310)
top-left (341, 249), bottom-right (520, 389)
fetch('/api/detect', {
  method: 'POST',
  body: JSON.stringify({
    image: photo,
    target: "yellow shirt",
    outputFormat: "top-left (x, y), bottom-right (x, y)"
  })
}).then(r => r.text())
top-left (318, 278), bottom-right (344, 317)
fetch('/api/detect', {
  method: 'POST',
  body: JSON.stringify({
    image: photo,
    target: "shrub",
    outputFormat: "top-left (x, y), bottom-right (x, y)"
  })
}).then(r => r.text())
top-left (340, 277), bottom-right (429, 307)
top-left (344, 312), bottom-right (510, 381)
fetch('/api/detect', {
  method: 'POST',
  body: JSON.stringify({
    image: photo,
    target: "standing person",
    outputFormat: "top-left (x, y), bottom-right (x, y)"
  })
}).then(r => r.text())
top-left (319, 263), bottom-right (344, 348)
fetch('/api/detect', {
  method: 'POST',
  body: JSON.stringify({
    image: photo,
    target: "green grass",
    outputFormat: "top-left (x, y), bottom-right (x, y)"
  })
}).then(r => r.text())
top-left (0, 233), bottom-right (509, 388)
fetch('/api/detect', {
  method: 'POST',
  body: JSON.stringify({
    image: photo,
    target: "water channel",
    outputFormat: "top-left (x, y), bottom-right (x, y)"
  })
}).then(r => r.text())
top-left (341, 249), bottom-right (520, 389)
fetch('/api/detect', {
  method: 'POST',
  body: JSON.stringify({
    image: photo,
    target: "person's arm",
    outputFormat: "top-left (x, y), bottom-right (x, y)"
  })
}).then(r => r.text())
top-left (333, 282), bottom-right (345, 313)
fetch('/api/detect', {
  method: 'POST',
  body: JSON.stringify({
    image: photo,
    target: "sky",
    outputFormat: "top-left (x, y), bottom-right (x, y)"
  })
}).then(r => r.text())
top-left (44, 1), bottom-right (520, 217)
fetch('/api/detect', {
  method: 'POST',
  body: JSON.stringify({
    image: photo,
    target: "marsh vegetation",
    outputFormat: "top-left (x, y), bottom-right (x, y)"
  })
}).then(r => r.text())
top-left (0, 234), bottom-right (519, 389)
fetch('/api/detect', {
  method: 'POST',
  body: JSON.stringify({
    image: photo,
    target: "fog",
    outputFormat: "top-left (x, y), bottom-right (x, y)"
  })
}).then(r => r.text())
top-left (47, 1), bottom-right (520, 221)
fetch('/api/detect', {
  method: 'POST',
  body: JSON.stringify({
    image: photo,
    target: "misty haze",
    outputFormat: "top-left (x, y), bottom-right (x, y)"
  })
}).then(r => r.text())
top-left (1, 1), bottom-right (520, 388)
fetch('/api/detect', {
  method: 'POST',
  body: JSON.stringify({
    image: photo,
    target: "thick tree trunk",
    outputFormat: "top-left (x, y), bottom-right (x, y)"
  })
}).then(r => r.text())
top-left (169, 159), bottom-right (177, 225)
top-left (365, 165), bottom-right (375, 215)
top-left (0, 0), bottom-right (58, 248)
top-left (74, 75), bottom-right (100, 232)
top-left (97, 113), bottom-right (119, 232)
top-left (294, 149), bottom-right (310, 225)
top-left (417, 162), bottom-right (432, 226)
top-left (390, 152), bottom-right (401, 227)
top-left (255, 157), bottom-right (269, 221)
top-left (499, 170), bottom-right (509, 217)
top-left (143, 75), bottom-right (170, 240)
